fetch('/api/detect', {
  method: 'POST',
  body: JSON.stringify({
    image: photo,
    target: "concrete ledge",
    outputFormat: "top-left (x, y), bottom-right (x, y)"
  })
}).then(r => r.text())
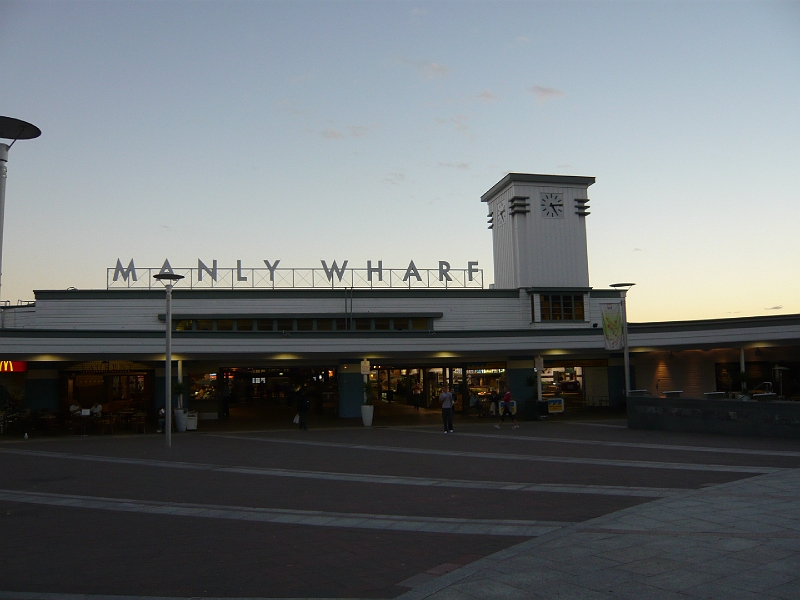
top-left (627, 396), bottom-right (800, 439)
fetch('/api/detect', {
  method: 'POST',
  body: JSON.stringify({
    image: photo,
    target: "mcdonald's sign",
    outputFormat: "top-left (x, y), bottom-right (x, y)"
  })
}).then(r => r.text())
top-left (0, 361), bottom-right (27, 372)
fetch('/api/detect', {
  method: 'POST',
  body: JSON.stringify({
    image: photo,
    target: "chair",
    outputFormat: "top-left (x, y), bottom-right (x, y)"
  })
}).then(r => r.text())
top-left (130, 412), bottom-right (147, 434)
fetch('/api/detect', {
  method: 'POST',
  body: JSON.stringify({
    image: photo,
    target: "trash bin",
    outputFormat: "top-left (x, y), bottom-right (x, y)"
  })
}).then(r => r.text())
top-left (538, 399), bottom-right (550, 417)
top-left (186, 411), bottom-right (198, 431)
top-left (524, 400), bottom-right (537, 421)
top-left (173, 409), bottom-right (188, 433)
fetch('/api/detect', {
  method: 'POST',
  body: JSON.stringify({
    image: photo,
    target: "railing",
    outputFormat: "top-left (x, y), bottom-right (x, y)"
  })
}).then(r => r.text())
top-left (107, 267), bottom-right (484, 290)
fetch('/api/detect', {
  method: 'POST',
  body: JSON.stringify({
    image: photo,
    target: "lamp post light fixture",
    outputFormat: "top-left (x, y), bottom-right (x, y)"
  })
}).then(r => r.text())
top-left (0, 117), bottom-right (41, 303)
top-left (610, 283), bottom-right (635, 398)
top-left (153, 272), bottom-right (184, 447)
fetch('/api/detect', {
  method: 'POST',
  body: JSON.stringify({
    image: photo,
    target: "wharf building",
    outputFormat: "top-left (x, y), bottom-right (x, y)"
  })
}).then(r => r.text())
top-left (1, 173), bottom-right (798, 426)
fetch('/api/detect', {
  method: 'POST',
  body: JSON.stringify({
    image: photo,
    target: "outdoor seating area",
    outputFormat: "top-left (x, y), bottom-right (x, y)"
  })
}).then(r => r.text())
top-left (0, 404), bottom-right (151, 437)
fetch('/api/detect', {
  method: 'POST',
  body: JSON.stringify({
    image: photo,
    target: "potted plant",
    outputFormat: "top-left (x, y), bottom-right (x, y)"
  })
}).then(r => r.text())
top-left (171, 380), bottom-right (189, 432)
top-left (361, 378), bottom-right (374, 426)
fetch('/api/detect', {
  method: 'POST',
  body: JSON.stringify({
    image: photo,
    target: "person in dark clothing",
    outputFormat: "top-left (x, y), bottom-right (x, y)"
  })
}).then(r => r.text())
top-left (296, 388), bottom-right (310, 430)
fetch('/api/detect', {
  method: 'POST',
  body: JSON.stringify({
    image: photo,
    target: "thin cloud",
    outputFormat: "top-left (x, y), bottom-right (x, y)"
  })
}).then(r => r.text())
top-left (765, 305), bottom-right (783, 310)
top-left (276, 99), bottom-right (307, 117)
top-left (437, 162), bottom-right (470, 170)
top-left (452, 114), bottom-right (469, 133)
top-left (321, 125), bottom-right (376, 140)
top-left (633, 248), bottom-right (643, 252)
top-left (398, 57), bottom-right (450, 79)
top-left (384, 172), bottom-right (405, 185)
top-left (529, 85), bottom-right (565, 103)
top-left (322, 128), bottom-right (344, 139)
top-left (475, 90), bottom-right (499, 102)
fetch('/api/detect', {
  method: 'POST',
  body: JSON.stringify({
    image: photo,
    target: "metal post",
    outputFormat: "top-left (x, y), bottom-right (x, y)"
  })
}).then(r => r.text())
top-left (0, 144), bottom-right (9, 301)
top-left (621, 289), bottom-right (631, 397)
top-left (177, 359), bottom-right (183, 410)
top-left (165, 283), bottom-right (173, 448)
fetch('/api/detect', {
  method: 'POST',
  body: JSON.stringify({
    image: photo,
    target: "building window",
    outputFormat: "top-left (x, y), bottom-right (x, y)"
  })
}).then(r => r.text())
top-left (216, 319), bottom-right (233, 331)
top-left (236, 319), bottom-right (253, 331)
top-left (539, 295), bottom-right (585, 321)
top-left (196, 320), bottom-right (213, 331)
top-left (355, 318), bottom-right (372, 331)
top-left (296, 318), bottom-right (314, 331)
top-left (276, 318), bottom-right (293, 332)
top-left (316, 319), bottom-right (333, 331)
top-left (411, 318), bottom-right (429, 330)
top-left (374, 318), bottom-right (390, 331)
top-left (256, 319), bottom-right (274, 331)
top-left (174, 320), bottom-right (193, 331)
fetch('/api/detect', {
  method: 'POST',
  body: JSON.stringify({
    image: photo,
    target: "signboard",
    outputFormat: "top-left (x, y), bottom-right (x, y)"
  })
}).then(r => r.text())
top-left (109, 258), bottom-right (483, 290)
top-left (360, 360), bottom-right (371, 375)
top-left (547, 398), bottom-right (565, 414)
top-left (600, 303), bottom-right (624, 350)
top-left (0, 361), bottom-right (27, 373)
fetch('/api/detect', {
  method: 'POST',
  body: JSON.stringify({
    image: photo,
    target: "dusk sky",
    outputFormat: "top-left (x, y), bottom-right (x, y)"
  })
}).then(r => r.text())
top-left (1, 0), bottom-right (798, 322)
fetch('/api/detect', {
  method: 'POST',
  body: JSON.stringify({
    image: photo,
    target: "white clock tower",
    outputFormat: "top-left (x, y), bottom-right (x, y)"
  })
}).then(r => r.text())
top-left (482, 173), bottom-right (595, 289)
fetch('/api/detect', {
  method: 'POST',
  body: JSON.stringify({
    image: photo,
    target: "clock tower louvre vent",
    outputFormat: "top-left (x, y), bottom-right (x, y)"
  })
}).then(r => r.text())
top-left (509, 195), bottom-right (530, 216)
top-left (575, 198), bottom-right (590, 217)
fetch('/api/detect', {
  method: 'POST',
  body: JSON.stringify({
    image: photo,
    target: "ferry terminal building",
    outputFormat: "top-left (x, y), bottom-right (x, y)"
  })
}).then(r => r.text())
top-left (1, 173), bottom-right (799, 424)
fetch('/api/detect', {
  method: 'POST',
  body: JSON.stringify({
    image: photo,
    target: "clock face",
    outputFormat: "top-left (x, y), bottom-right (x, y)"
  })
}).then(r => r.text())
top-left (540, 193), bottom-right (564, 218)
top-left (496, 200), bottom-right (507, 226)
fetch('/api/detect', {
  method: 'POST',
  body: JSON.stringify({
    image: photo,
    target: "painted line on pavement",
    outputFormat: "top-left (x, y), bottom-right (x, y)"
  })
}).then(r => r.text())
top-left (0, 449), bottom-right (683, 498)
top-left (391, 427), bottom-right (800, 458)
top-left (0, 489), bottom-right (565, 537)
top-left (0, 592), bottom-right (359, 600)
top-left (209, 434), bottom-right (783, 473)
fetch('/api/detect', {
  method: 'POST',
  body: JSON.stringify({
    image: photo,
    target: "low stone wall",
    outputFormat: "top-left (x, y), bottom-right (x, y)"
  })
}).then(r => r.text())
top-left (627, 396), bottom-right (800, 439)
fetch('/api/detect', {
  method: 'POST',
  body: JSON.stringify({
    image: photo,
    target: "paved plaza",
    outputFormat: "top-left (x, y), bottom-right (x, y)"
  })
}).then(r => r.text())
top-left (1, 418), bottom-right (799, 599)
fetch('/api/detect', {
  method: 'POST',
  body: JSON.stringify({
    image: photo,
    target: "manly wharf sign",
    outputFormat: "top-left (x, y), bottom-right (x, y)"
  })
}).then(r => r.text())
top-left (108, 259), bottom-right (483, 290)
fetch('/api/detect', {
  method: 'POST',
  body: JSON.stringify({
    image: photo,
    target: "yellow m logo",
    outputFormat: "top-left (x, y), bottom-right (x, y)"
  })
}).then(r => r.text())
top-left (0, 361), bottom-right (14, 372)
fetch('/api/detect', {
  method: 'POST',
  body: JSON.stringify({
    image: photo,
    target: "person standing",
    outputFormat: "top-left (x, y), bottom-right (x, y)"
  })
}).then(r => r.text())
top-left (411, 381), bottom-right (422, 410)
top-left (440, 387), bottom-right (454, 433)
top-left (494, 387), bottom-right (519, 429)
top-left (296, 387), bottom-right (310, 431)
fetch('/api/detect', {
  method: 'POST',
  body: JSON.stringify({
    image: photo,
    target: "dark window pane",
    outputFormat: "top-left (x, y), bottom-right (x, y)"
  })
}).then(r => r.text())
top-left (563, 296), bottom-right (573, 320)
top-left (236, 319), bottom-right (253, 331)
top-left (316, 319), bottom-right (333, 331)
top-left (551, 296), bottom-right (562, 320)
top-left (392, 318), bottom-right (409, 331)
top-left (296, 318), bottom-right (313, 331)
top-left (411, 318), bottom-right (428, 330)
top-left (574, 296), bottom-right (585, 320)
top-left (277, 318), bottom-right (294, 332)
top-left (541, 295), bottom-right (551, 320)
top-left (174, 320), bottom-right (193, 331)
top-left (196, 320), bottom-right (213, 331)
top-left (216, 319), bottom-right (233, 331)
top-left (256, 319), bottom-right (274, 331)
top-left (374, 318), bottom-right (390, 330)
top-left (333, 318), bottom-right (347, 331)
top-left (355, 318), bottom-right (372, 331)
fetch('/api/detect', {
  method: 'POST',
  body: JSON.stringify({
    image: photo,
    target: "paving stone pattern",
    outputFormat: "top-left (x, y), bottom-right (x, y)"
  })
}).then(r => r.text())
top-left (400, 468), bottom-right (800, 599)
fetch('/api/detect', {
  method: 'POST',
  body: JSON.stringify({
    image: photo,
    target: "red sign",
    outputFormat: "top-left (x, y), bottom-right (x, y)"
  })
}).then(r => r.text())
top-left (0, 361), bottom-right (27, 372)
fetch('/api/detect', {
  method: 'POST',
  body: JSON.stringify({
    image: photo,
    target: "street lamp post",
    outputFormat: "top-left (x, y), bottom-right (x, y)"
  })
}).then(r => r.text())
top-left (0, 117), bottom-right (41, 303)
top-left (610, 283), bottom-right (635, 398)
top-left (153, 272), bottom-right (185, 447)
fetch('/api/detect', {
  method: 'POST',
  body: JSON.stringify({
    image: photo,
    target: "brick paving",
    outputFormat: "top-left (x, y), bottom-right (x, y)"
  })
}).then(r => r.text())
top-left (1, 419), bottom-right (799, 599)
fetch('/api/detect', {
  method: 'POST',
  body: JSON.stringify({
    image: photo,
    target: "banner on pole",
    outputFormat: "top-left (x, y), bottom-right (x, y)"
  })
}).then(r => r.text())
top-left (601, 303), bottom-right (624, 350)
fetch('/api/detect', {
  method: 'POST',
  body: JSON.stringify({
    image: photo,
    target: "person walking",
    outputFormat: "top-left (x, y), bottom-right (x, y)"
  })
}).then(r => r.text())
top-left (494, 387), bottom-right (519, 429)
top-left (439, 387), bottom-right (454, 433)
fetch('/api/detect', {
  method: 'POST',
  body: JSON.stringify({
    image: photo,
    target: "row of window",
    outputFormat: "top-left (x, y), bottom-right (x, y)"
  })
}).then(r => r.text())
top-left (173, 317), bottom-right (432, 332)
top-left (538, 294), bottom-right (585, 321)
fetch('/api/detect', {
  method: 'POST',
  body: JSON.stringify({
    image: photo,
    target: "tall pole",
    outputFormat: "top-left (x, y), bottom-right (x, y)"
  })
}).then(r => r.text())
top-left (0, 143), bottom-right (8, 301)
top-left (620, 289), bottom-right (631, 397)
top-left (165, 282), bottom-right (173, 448)
top-left (0, 117), bottom-right (42, 303)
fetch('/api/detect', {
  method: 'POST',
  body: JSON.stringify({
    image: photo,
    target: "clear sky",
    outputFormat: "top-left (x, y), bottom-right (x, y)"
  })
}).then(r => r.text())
top-left (1, 0), bottom-right (798, 322)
